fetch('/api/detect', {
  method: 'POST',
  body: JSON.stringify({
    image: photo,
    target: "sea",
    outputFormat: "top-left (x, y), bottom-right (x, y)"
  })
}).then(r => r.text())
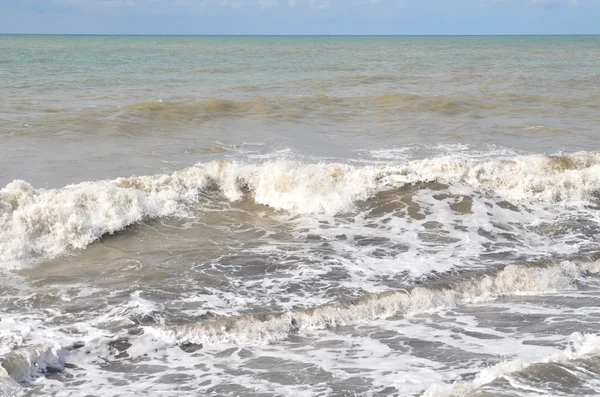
top-left (1, 35), bottom-right (600, 397)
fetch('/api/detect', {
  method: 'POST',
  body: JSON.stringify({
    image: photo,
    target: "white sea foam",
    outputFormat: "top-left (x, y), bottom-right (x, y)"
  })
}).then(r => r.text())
top-left (0, 343), bottom-right (64, 388)
top-left (1, 151), bottom-right (599, 265)
top-left (423, 332), bottom-right (600, 397)
top-left (401, 151), bottom-right (600, 205)
top-left (154, 259), bottom-right (600, 347)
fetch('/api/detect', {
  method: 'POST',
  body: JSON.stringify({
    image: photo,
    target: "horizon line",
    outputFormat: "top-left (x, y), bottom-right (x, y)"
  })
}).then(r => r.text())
top-left (1, 33), bottom-right (599, 37)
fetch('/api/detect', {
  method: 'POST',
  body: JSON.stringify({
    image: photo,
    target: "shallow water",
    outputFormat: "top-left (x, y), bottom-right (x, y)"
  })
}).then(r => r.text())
top-left (1, 35), bottom-right (600, 396)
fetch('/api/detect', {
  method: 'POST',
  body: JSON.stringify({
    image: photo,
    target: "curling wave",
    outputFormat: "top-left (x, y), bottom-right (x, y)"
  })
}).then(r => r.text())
top-left (1, 151), bottom-right (599, 264)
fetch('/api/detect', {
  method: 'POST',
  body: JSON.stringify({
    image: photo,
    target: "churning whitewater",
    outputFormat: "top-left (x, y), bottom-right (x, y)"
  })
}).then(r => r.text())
top-left (2, 151), bottom-right (599, 265)
top-left (2, 35), bottom-right (600, 397)
top-left (158, 257), bottom-right (600, 347)
top-left (2, 148), bottom-right (600, 395)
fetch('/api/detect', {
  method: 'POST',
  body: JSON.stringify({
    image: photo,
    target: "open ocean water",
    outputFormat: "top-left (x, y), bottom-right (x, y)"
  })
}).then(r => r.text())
top-left (1, 35), bottom-right (600, 396)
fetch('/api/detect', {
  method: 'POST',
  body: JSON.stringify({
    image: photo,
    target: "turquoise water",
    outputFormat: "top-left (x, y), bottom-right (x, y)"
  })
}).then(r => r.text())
top-left (3, 35), bottom-right (599, 93)
top-left (1, 35), bottom-right (600, 397)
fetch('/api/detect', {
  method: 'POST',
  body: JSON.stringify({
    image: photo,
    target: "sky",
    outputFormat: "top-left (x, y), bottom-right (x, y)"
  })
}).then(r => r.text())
top-left (0, 0), bottom-right (599, 35)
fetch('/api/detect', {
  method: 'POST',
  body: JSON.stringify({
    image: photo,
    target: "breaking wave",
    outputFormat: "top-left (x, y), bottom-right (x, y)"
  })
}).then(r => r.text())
top-left (424, 332), bottom-right (600, 397)
top-left (0, 343), bottom-right (64, 388)
top-left (2, 257), bottom-right (599, 393)
top-left (1, 151), bottom-right (599, 264)
top-left (152, 257), bottom-right (600, 347)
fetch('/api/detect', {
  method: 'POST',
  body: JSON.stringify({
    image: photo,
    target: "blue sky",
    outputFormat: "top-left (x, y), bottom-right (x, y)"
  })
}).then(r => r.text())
top-left (1, 0), bottom-right (599, 35)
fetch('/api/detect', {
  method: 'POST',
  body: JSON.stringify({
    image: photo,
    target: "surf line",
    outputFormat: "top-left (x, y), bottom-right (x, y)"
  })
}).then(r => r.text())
top-left (153, 254), bottom-right (600, 349)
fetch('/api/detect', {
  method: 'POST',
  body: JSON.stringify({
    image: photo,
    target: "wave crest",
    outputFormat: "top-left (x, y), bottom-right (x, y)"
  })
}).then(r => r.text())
top-left (155, 258), bottom-right (600, 347)
top-left (2, 151), bottom-right (599, 264)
